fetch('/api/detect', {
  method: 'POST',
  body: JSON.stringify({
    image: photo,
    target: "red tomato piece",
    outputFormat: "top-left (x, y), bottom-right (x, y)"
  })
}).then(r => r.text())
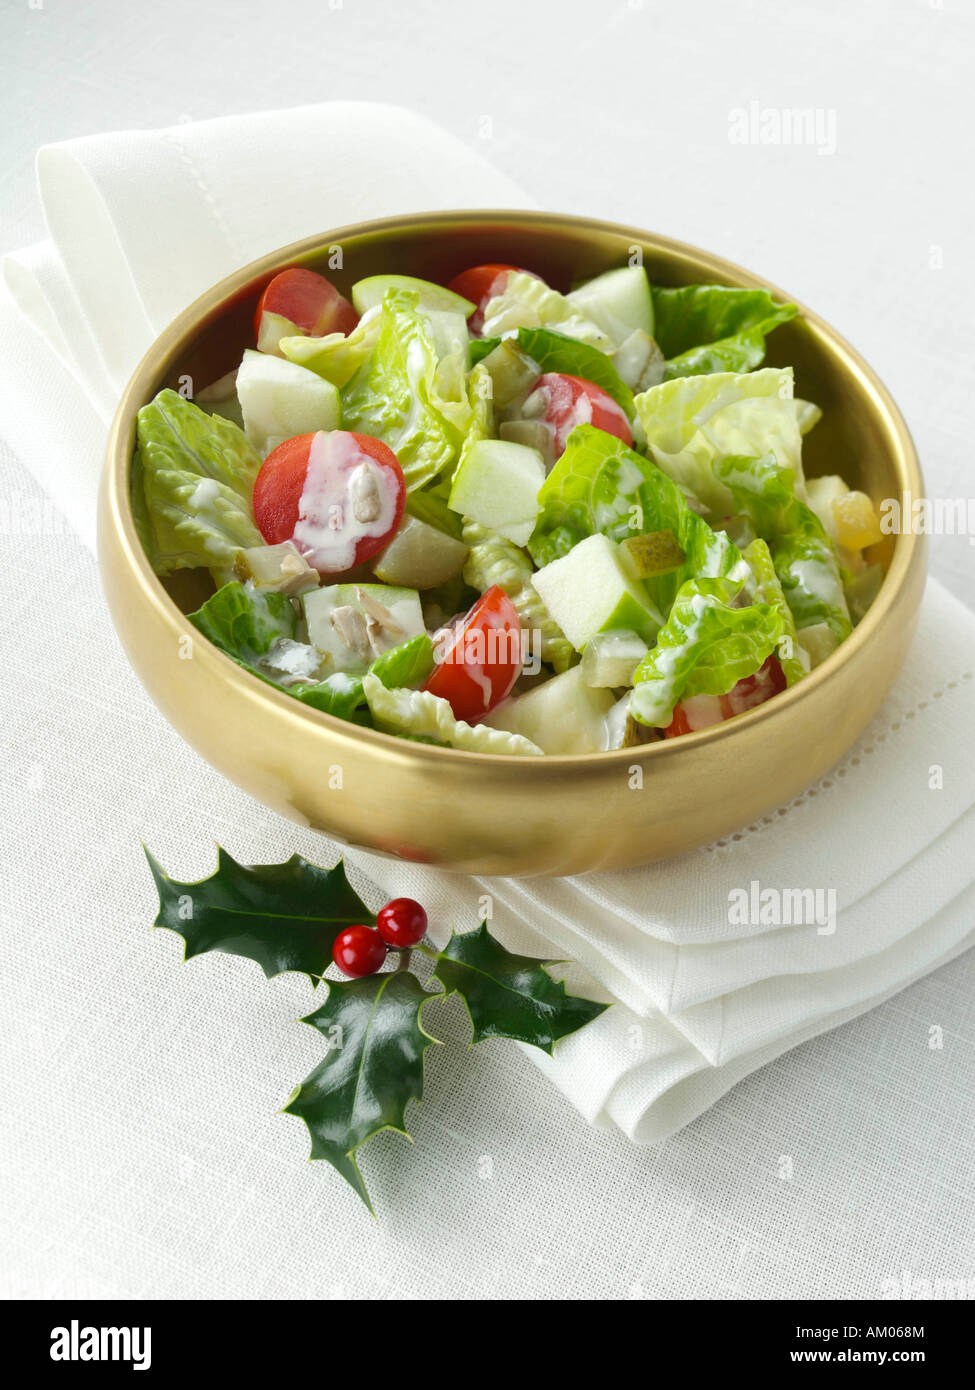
top-left (529, 373), bottom-right (633, 457)
top-left (254, 267), bottom-right (358, 349)
top-left (252, 430), bottom-right (405, 574)
top-left (664, 656), bottom-right (787, 737)
top-left (423, 586), bottom-right (523, 723)
top-left (446, 263), bottom-right (529, 335)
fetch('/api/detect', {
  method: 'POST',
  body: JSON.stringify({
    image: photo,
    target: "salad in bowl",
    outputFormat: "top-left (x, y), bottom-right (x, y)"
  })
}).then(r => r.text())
top-left (131, 257), bottom-right (888, 757)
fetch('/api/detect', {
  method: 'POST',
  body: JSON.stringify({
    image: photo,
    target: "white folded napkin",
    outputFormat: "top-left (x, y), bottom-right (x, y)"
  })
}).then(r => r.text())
top-left (3, 102), bottom-right (972, 1146)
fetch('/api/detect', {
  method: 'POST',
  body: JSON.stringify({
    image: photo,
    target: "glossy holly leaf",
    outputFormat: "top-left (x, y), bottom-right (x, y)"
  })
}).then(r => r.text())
top-left (432, 922), bottom-right (608, 1054)
top-left (283, 972), bottom-right (440, 1211)
top-left (145, 846), bottom-right (372, 982)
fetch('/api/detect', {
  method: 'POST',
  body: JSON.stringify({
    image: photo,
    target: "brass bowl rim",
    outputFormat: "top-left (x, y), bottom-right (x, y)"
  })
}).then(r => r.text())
top-left (102, 208), bottom-right (925, 768)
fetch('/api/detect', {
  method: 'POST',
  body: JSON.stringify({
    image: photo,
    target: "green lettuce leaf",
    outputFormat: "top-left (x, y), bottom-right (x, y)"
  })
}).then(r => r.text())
top-left (743, 538), bottom-right (806, 685)
top-left (461, 520), bottom-right (574, 672)
top-left (368, 632), bottom-right (435, 689)
top-left (515, 327), bottom-right (634, 413)
top-left (279, 312), bottom-right (381, 387)
top-left (188, 580), bottom-right (367, 719)
top-left (362, 674), bottom-right (543, 755)
top-left (527, 425), bottom-right (751, 620)
top-left (630, 577), bottom-right (784, 727)
top-left (470, 336), bottom-right (502, 365)
top-left (452, 362), bottom-right (494, 481)
top-left (480, 271), bottom-right (611, 349)
top-left (341, 289), bottom-right (466, 490)
top-left (633, 367), bottom-right (804, 516)
top-left (188, 582), bottom-right (434, 724)
top-left (136, 389), bottom-right (263, 573)
top-left (650, 285), bottom-right (797, 379)
top-left (716, 454), bottom-right (852, 640)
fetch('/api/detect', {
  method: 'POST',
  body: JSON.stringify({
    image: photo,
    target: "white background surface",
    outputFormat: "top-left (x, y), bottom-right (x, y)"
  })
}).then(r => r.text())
top-left (2, 0), bottom-right (974, 1300)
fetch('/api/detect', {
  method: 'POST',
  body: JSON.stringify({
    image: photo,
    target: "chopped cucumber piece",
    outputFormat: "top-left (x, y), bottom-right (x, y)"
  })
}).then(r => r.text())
top-left (351, 274), bottom-right (474, 318)
top-left (580, 630), bottom-right (648, 687)
top-left (448, 439), bottom-right (545, 547)
top-left (478, 338), bottom-right (540, 411)
top-left (531, 533), bottom-right (662, 651)
top-left (303, 582), bottom-right (424, 675)
top-left (566, 265), bottom-right (654, 343)
top-left (620, 530), bottom-right (686, 578)
top-left (485, 664), bottom-right (615, 754)
top-left (370, 515), bottom-right (469, 589)
top-left (236, 349), bottom-right (340, 454)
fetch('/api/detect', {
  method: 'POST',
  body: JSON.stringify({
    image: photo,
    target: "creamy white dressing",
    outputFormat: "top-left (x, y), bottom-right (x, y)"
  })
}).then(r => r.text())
top-left (791, 557), bottom-right (846, 610)
top-left (292, 430), bottom-right (398, 573)
top-left (189, 477), bottom-right (221, 512)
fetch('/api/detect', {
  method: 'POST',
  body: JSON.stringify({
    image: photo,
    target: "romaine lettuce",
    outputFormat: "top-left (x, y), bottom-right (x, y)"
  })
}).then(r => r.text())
top-left (136, 389), bottom-right (263, 573)
top-left (188, 582), bottom-right (434, 723)
top-left (362, 674), bottom-right (543, 755)
top-left (461, 519), bottom-right (574, 672)
top-left (341, 289), bottom-right (466, 490)
top-left (633, 367), bottom-right (804, 516)
top-left (527, 425), bottom-right (751, 619)
top-left (480, 272), bottom-right (610, 349)
top-left (743, 538), bottom-right (806, 685)
top-left (650, 285), bottom-right (797, 379)
top-left (279, 311), bottom-right (381, 388)
top-left (630, 577), bottom-right (784, 727)
top-left (717, 454), bottom-right (852, 641)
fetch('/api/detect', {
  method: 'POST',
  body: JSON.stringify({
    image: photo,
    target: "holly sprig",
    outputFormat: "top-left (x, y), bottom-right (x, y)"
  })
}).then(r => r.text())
top-left (147, 846), bottom-right (608, 1212)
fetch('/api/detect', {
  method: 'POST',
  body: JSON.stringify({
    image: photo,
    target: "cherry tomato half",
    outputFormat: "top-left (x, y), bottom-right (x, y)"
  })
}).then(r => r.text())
top-left (664, 656), bottom-right (787, 737)
top-left (254, 268), bottom-right (358, 351)
top-left (423, 585), bottom-right (522, 723)
top-left (446, 263), bottom-right (528, 335)
top-left (529, 373), bottom-right (633, 458)
top-left (252, 430), bottom-right (405, 574)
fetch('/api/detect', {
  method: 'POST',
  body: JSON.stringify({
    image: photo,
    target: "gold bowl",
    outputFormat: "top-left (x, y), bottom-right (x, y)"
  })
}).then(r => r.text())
top-left (99, 211), bottom-right (926, 876)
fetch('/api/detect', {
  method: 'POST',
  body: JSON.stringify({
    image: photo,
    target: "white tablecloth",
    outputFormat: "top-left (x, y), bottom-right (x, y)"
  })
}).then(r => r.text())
top-left (1, 0), bottom-right (973, 1301)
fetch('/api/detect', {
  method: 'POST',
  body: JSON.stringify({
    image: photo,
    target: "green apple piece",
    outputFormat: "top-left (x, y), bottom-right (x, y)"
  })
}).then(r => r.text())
top-left (531, 533), bottom-right (662, 651)
top-left (580, 630), bottom-right (648, 687)
top-left (448, 439), bottom-right (545, 546)
top-left (351, 274), bottom-right (475, 318)
top-left (303, 582), bottom-right (424, 675)
top-left (620, 529), bottom-right (686, 578)
top-left (370, 515), bottom-right (470, 589)
top-left (235, 541), bottom-right (319, 596)
top-left (566, 265), bottom-right (654, 343)
top-left (236, 349), bottom-right (340, 454)
top-left (485, 664), bottom-right (615, 754)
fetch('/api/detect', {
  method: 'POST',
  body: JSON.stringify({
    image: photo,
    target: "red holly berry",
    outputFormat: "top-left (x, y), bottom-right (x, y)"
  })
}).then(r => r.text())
top-left (376, 898), bottom-right (428, 949)
top-left (332, 924), bottom-right (387, 978)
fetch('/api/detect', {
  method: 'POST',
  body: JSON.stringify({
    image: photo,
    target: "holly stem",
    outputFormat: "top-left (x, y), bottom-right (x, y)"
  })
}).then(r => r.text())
top-left (395, 948), bottom-right (412, 972)
top-left (413, 940), bottom-right (439, 962)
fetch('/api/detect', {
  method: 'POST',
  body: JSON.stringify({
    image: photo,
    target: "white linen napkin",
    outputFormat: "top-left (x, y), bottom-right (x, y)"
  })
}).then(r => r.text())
top-left (2, 102), bottom-right (972, 1145)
